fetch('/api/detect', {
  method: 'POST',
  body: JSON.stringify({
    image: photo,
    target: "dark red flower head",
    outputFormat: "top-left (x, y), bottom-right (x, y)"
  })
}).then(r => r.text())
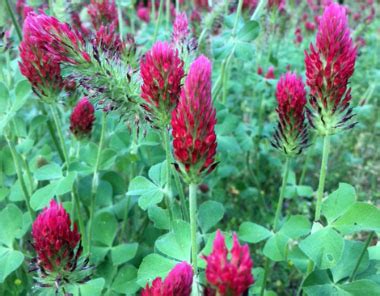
top-left (140, 41), bottom-right (185, 126)
top-left (172, 12), bottom-right (190, 47)
top-left (70, 97), bottom-right (95, 138)
top-left (141, 262), bottom-right (193, 296)
top-left (32, 200), bottom-right (81, 272)
top-left (271, 72), bottom-right (308, 156)
top-left (93, 24), bottom-right (125, 55)
top-left (305, 3), bottom-right (357, 135)
top-left (203, 230), bottom-right (254, 296)
top-left (87, 0), bottom-right (118, 29)
top-left (21, 12), bottom-right (90, 66)
top-left (171, 55), bottom-right (217, 183)
top-left (265, 66), bottom-right (275, 79)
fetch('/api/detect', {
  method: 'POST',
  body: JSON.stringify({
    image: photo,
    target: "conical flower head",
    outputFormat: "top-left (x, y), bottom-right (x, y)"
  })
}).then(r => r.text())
top-left (171, 55), bottom-right (217, 183)
top-left (88, 0), bottom-right (118, 29)
top-left (271, 72), bottom-right (308, 156)
top-left (172, 12), bottom-right (190, 46)
top-left (305, 3), bottom-right (357, 135)
top-left (203, 230), bottom-right (254, 296)
top-left (32, 200), bottom-right (81, 272)
top-left (141, 262), bottom-right (193, 296)
top-left (22, 12), bottom-right (90, 66)
top-left (70, 97), bottom-right (95, 139)
top-left (140, 41), bottom-right (185, 126)
top-left (93, 24), bottom-right (125, 56)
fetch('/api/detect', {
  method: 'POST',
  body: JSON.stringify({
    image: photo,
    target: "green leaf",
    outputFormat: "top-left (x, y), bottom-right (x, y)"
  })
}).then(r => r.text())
top-left (30, 173), bottom-right (77, 210)
top-left (0, 204), bottom-right (24, 247)
top-left (339, 280), bottom-right (380, 294)
top-left (12, 80), bottom-right (31, 113)
top-left (34, 163), bottom-right (63, 180)
top-left (127, 176), bottom-right (163, 210)
top-left (322, 183), bottom-right (356, 224)
top-left (137, 254), bottom-right (176, 286)
top-left (296, 185), bottom-right (314, 197)
top-left (332, 203), bottom-right (380, 234)
top-left (238, 222), bottom-right (272, 243)
top-left (331, 240), bottom-right (369, 283)
top-left (111, 243), bottom-right (138, 266)
top-left (155, 220), bottom-right (191, 261)
top-left (111, 265), bottom-right (140, 294)
top-left (92, 212), bottom-right (117, 247)
top-left (148, 205), bottom-right (170, 230)
top-left (198, 201), bottom-right (225, 233)
top-left (0, 247), bottom-right (24, 283)
top-left (279, 215), bottom-right (311, 239)
top-left (148, 161), bottom-right (167, 187)
top-left (237, 20), bottom-right (260, 42)
top-left (303, 270), bottom-right (338, 296)
top-left (263, 233), bottom-right (289, 261)
top-left (299, 227), bottom-right (344, 269)
top-left (79, 278), bottom-right (105, 296)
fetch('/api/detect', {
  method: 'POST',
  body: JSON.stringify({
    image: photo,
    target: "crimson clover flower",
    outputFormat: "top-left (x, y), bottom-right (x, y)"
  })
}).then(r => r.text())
top-left (87, 0), bottom-right (118, 30)
top-left (171, 55), bottom-right (217, 183)
top-left (305, 3), bottom-right (357, 135)
top-left (203, 230), bottom-right (254, 296)
top-left (271, 72), bottom-right (309, 156)
top-left (70, 97), bottom-right (96, 139)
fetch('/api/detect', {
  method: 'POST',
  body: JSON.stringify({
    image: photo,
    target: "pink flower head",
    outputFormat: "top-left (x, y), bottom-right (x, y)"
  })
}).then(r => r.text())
top-left (271, 72), bottom-right (308, 156)
top-left (140, 42), bottom-right (184, 126)
top-left (141, 262), bottom-right (193, 296)
top-left (16, 0), bottom-right (34, 21)
top-left (71, 11), bottom-right (91, 37)
top-left (194, 0), bottom-right (210, 11)
top-left (21, 12), bottom-right (90, 65)
top-left (70, 97), bottom-right (95, 138)
top-left (32, 200), bottom-right (81, 272)
top-left (172, 12), bottom-right (190, 46)
top-left (243, 0), bottom-right (258, 13)
top-left (171, 55), bottom-right (217, 183)
top-left (203, 230), bottom-right (254, 296)
top-left (257, 66), bottom-right (263, 75)
top-left (265, 66), bottom-right (275, 79)
top-left (304, 21), bottom-right (316, 32)
top-left (305, 3), bottom-right (357, 135)
top-left (137, 3), bottom-right (150, 23)
top-left (87, 0), bottom-right (118, 29)
top-left (93, 24), bottom-right (125, 55)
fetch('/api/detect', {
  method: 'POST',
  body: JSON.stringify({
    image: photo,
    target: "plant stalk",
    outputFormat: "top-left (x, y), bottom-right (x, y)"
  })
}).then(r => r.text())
top-left (153, 0), bottom-right (164, 43)
top-left (5, 0), bottom-right (22, 41)
top-left (5, 133), bottom-right (34, 219)
top-left (189, 183), bottom-right (198, 274)
top-left (273, 157), bottom-right (290, 231)
top-left (314, 135), bottom-right (330, 221)
top-left (88, 112), bottom-right (107, 253)
top-left (349, 232), bottom-right (374, 282)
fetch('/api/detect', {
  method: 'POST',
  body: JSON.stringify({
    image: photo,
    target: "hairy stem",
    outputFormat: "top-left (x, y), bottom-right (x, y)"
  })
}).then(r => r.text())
top-left (153, 0), bottom-right (164, 43)
top-left (273, 157), bottom-right (290, 231)
top-left (88, 112), bottom-right (107, 253)
top-left (189, 183), bottom-right (198, 274)
top-left (315, 135), bottom-right (330, 221)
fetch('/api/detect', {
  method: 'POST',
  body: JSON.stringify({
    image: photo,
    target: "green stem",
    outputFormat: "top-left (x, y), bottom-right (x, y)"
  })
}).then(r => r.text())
top-left (349, 232), bottom-right (374, 282)
top-left (314, 135), bottom-right (330, 221)
top-left (162, 129), bottom-right (175, 223)
top-left (260, 258), bottom-right (270, 296)
top-left (166, 0), bottom-right (170, 29)
top-left (49, 105), bottom-right (69, 166)
top-left (153, 0), bottom-right (164, 43)
top-left (189, 183), bottom-right (198, 274)
top-left (251, 0), bottom-right (267, 21)
top-left (299, 147), bottom-right (312, 185)
top-left (273, 157), bottom-right (290, 231)
top-left (117, 4), bottom-right (124, 41)
top-left (232, 0), bottom-right (244, 37)
top-left (5, 0), bottom-right (22, 41)
top-left (88, 112), bottom-right (107, 254)
top-left (5, 133), bottom-right (34, 219)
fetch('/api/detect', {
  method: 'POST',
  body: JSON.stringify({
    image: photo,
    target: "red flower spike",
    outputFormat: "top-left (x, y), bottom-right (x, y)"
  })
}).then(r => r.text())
top-left (93, 24), bottom-right (125, 55)
top-left (141, 262), bottom-right (193, 296)
top-left (87, 0), bottom-right (118, 30)
top-left (203, 230), bottom-right (254, 296)
top-left (171, 55), bottom-right (217, 183)
top-left (140, 41), bottom-right (185, 126)
top-left (22, 12), bottom-right (90, 66)
top-left (172, 12), bottom-right (190, 47)
top-left (265, 66), bottom-right (275, 79)
top-left (70, 97), bottom-right (95, 139)
top-left (305, 3), bottom-right (357, 135)
top-left (271, 72), bottom-right (309, 156)
top-left (32, 200), bottom-right (81, 272)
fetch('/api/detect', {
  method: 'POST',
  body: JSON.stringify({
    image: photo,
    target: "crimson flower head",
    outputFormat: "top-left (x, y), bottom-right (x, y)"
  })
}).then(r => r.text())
top-left (93, 24), bottom-right (125, 56)
top-left (87, 0), bottom-right (118, 29)
top-left (305, 3), bottom-right (357, 135)
top-left (203, 230), bottom-right (254, 296)
top-left (271, 72), bottom-right (308, 156)
top-left (172, 12), bottom-right (190, 46)
top-left (265, 66), bottom-right (275, 79)
top-left (171, 55), bottom-right (217, 183)
top-left (22, 12), bottom-right (90, 65)
top-left (141, 262), bottom-right (193, 296)
top-left (32, 200), bottom-right (81, 272)
top-left (70, 97), bottom-right (95, 139)
top-left (140, 42), bottom-right (185, 126)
